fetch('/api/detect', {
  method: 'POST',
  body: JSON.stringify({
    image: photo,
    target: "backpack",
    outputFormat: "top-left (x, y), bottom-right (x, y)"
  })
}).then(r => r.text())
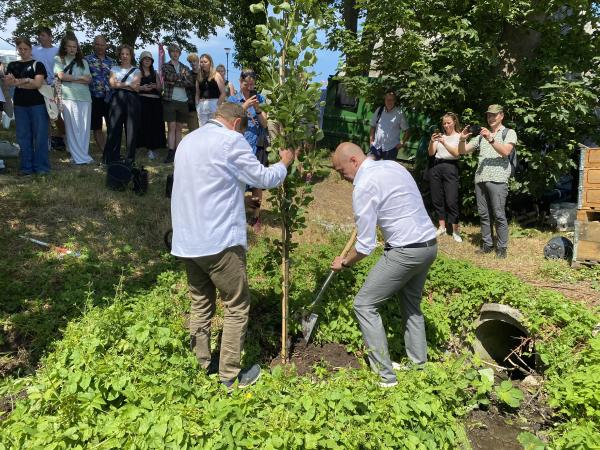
top-left (479, 128), bottom-right (519, 177)
top-left (106, 160), bottom-right (148, 195)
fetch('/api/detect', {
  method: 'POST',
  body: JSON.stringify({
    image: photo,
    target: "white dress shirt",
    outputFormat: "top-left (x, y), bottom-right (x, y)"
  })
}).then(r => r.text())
top-left (171, 121), bottom-right (288, 257)
top-left (352, 159), bottom-right (436, 255)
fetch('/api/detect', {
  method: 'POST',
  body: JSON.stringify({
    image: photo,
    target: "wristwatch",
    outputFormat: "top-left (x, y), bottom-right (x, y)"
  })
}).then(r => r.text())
top-left (488, 137), bottom-right (495, 144)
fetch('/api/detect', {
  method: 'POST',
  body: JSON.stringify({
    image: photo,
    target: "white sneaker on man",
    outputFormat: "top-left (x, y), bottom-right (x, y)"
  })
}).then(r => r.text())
top-left (452, 232), bottom-right (463, 243)
top-left (436, 226), bottom-right (445, 237)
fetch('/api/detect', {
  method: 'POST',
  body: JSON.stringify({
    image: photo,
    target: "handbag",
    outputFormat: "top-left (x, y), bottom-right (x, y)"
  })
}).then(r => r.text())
top-left (38, 84), bottom-right (59, 121)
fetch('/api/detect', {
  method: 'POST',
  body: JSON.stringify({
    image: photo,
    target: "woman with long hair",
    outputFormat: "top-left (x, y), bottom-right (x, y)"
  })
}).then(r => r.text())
top-left (103, 44), bottom-right (141, 163)
top-left (137, 51), bottom-right (166, 159)
top-left (54, 34), bottom-right (93, 164)
top-left (5, 37), bottom-right (50, 175)
top-left (195, 53), bottom-right (225, 126)
top-left (428, 112), bottom-right (462, 242)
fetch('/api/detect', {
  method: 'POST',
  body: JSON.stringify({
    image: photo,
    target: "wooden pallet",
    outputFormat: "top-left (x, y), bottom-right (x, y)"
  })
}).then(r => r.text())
top-left (572, 214), bottom-right (600, 267)
top-left (577, 208), bottom-right (600, 221)
top-left (578, 148), bottom-right (600, 209)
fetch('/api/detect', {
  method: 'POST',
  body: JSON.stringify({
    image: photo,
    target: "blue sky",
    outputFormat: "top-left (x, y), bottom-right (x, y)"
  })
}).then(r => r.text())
top-left (0, 18), bottom-right (341, 87)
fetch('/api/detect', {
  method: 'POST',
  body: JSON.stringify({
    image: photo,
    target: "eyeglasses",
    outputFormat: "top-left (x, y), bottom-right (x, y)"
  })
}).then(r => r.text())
top-left (241, 71), bottom-right (256, 79)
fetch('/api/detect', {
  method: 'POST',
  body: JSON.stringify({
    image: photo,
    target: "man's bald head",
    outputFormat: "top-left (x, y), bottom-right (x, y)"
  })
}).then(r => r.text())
top-left (332, 142), bottom-right (367, 182)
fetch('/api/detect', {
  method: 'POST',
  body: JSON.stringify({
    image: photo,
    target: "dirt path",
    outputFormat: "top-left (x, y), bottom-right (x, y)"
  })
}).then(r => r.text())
top-left (264, 173), bottom-right (600, 308)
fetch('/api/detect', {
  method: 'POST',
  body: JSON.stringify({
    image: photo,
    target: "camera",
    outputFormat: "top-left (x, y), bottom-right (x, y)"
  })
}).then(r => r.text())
top-left (248, 89), bottom-right (258, 98)
top-left (468, 124), bottom-right (482, 135)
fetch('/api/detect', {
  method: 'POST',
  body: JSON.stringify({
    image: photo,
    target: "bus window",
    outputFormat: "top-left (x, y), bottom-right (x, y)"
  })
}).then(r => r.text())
top-left (334, 83), bottom-right (358, 111)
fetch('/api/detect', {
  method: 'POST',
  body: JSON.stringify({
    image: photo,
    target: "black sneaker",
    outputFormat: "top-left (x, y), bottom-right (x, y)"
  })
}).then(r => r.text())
top-left (475, 245), bottom-right (494, 254)
top-left (495, 247), bottom-right (507, 259)
top-left (163, 149), bottom-right (175, 164)
top-left (222, 364), bottom-right (261, 390)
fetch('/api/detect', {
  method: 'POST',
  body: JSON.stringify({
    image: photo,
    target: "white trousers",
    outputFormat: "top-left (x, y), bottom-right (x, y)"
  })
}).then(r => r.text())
top-left (62, 99), bottom-right (93, 164)
top-left (196, 99), bottom-right (218, 126)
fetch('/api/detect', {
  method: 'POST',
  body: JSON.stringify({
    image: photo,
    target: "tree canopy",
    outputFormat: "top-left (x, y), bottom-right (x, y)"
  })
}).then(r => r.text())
top-left (340, 0), bottom-right (600, 206)
top-left (0, 0), bottom-right (224, 49)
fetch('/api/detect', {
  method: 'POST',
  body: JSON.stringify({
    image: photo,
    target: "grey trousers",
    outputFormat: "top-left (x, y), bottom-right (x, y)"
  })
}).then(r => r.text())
top-left (475, 181), bottom-right (509, 249)
top-left (183, 246), bottom-right (250, 383)
top-left (353, 245), bottom-right (437, 383)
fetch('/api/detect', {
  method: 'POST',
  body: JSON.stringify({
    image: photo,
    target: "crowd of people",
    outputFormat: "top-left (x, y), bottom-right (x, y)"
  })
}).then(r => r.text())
top-left (369, 91), bottom-right (517, 259)
top-left (0, 27), bottom-right (259, 173)
top-left (0, 25), bottom-right (521, 393)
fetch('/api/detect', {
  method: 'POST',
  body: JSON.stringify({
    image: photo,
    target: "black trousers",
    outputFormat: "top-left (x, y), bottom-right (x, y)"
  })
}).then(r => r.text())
top-left (103, 90), bottom-right (140, 164)
top-left (429, 159), bottom-right (460, 224)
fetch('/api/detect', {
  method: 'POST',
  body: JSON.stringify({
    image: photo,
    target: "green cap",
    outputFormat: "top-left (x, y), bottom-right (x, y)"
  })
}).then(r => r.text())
top-left (486, 104), bottom-right (504, 114)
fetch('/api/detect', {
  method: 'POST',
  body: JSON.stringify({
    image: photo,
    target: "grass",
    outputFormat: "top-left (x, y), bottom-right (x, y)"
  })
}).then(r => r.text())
top-left (1, 121), bottom-right (597, 371)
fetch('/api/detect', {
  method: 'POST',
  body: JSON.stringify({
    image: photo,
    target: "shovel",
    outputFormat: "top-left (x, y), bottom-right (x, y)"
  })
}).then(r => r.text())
top-left (301, 228), bottom-right (357, 345)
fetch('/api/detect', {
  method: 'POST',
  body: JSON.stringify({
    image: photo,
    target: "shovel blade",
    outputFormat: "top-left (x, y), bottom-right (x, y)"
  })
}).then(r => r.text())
top-left (302, 312), bottom-right (319, 344)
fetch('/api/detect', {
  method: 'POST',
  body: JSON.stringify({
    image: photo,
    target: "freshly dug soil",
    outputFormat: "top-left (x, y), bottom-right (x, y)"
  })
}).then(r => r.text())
top-left (467, 378), bottom-right (552, 449)
top-left (270, 338), bottom-right (361, 376)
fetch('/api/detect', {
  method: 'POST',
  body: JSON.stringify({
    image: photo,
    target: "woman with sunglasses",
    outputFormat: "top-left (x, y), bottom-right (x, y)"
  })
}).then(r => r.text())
top-left (195, 53), bottom-right (225, 126)
top-left (54, 34), bottom-right (93, 165)
top-left (227, 68), bottom-right (268, 230)
top-left (428, 112), bottom-right (462, 242)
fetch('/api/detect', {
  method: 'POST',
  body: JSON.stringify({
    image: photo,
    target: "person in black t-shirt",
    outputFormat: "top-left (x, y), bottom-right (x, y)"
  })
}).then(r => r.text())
top-left (5, 37), bottom-right (50, 175)
top-left (195, 54), bottom-right (225, 126)
top-left (137, 51), bottom-right (166, 159)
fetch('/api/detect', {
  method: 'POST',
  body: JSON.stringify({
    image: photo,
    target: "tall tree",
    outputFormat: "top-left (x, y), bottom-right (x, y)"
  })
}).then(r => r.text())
top-left (341, 0), bottom-right (600, 209)
top-left (249, 0), bottom-right (325, 361)
top-left (224, 0), bottom-right (267, 70)
top-left (0, 0), bottom-right (223, 49)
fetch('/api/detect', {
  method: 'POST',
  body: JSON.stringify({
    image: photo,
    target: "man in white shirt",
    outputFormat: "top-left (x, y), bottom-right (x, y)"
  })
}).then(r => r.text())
top-left (331, 142), bottom-right (437, 388)
top-left (32, 27), bottom-right (58, 86)
top-left (171, 102), bottom-right (294, 390)
top-left (369, 90), bottom-right (410, 161)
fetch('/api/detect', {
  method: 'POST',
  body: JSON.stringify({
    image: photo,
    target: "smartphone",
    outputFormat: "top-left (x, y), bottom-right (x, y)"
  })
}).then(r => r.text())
top-left (248, 89), bottom-right (258, 98)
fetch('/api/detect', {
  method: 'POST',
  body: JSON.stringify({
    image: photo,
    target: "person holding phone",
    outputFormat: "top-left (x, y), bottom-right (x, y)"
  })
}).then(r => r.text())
top-left (227, 68), bottom-right (269, 231)
top-left (458, 105), bottom-right (518, 259)
top-left (427, 112), bottom-right (462, 242)
top-left (137, 51), bottom-right (165, 160)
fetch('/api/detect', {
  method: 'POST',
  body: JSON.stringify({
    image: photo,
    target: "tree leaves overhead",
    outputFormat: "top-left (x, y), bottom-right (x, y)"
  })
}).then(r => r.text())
top-left (224, 0), bottom-right (267, 70)
top-left (339, 0), bottom-right (600, 204)
top-left (0, 0), bottom-right (224, 48)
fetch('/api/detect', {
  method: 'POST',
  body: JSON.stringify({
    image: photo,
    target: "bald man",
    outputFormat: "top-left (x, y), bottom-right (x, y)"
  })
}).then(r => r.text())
top-left (331, 142), bottom-right (438, 387)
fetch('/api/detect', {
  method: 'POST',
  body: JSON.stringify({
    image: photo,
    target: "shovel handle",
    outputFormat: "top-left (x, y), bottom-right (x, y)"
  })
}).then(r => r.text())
top-left (340, 228), bottom-right (357, 259)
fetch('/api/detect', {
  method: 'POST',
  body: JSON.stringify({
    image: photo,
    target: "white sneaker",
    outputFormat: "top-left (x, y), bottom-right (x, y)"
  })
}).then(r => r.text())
top-left (379, 380), bottom-right (398, 388)
top-left (392, 361), bottom-right (425, 371)
top-left (436, 226), bottom-right (445, 237)
top-left (147, 150), bottom-right (156, 160)
top-left (452, 232), bottom-right (463, 243)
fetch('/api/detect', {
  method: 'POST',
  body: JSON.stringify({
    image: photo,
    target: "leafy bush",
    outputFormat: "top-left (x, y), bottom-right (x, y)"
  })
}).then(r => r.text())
top-left (1, 236), bottom-right (599, 448)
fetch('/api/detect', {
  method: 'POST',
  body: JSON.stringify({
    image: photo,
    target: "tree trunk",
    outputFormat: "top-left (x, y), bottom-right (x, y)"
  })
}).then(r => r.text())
top-left (343, 0), bottom-right (358, 34)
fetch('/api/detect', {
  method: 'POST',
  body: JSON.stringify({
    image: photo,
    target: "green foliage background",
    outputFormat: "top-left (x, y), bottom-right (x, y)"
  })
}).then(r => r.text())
top-left (2, 237), bottom-right (598, 448)
top-left (339, 1), bottom-right (600, 214)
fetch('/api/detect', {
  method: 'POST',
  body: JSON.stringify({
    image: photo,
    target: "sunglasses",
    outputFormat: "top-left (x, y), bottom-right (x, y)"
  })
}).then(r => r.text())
top-left (241, 71), bottom-right (256, 79)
